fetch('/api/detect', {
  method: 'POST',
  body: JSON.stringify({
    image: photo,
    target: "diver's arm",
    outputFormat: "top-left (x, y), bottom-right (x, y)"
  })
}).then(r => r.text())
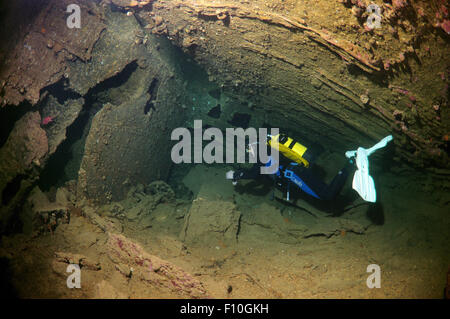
top-left (226, 164), bottom-right (262, 183)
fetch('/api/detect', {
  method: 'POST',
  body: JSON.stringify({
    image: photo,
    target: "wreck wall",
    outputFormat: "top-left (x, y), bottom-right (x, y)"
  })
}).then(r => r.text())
top-left (73, 7), bottom-right (186, 204)
top-left (142, 0), bottom-right (449, 170)
top-left (0, 0), bottom-right (187, 227)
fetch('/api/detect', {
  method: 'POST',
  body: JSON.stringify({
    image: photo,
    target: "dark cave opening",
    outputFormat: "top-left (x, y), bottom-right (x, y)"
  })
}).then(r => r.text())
top-left (39, 78), bottom-right (82, 104)
top-left (37, 110), bottom-right (90, 191)
top-left (37, 61), bottom-right (140, 191)
top-left (0, 257), bottom-right (17, 298)
top-left (228, 112), bottom-right (251, 129)
top-left (0, 101), bottom-right (33, 149)
top-left (144, 78), bottom-right (159, 115)
top-left (207, 104), bottom-right (221, 119)
top-left (1, 174), bottom-right (25, 206)
top-left (88, 60), bottom-right (139, 100)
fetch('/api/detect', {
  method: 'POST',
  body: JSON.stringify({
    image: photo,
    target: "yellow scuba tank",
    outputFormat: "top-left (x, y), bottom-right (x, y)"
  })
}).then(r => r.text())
top-left (268, 133), bottom-right (311, 167)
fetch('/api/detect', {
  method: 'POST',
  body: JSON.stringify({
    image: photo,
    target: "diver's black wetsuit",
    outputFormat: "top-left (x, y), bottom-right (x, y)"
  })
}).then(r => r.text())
top-left (233, 159), bottom-right (354, 201)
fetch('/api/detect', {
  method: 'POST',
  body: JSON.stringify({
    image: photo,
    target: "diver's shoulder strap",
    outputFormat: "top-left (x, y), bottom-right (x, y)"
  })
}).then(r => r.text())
top-left (283, 166), bottom-right (320, 199)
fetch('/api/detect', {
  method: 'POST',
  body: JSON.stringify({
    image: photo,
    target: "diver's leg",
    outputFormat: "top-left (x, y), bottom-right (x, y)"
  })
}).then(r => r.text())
top-left (323, 161), bottom-right (354, 200)
top-left (294, 161), bottom-right (354, 200)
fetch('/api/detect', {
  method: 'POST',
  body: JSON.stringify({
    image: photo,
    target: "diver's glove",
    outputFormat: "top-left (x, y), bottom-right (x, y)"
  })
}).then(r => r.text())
top-left (226, 170), bottom-right (237, 185)
top-left (226, 170), bottom-right (244, 186)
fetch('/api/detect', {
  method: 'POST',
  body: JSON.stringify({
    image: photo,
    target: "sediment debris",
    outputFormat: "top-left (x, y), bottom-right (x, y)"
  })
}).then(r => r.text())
top-left (180, 197), bottom-right (241, 246)
top-left (107, 233), bottom-right (208, 298)
top-left (54, 251), bottom-right (101, 271)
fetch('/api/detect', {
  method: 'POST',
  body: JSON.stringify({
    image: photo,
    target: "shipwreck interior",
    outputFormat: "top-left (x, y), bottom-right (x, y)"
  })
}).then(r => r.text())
top-left (0, 0), bottom-right (449, 299)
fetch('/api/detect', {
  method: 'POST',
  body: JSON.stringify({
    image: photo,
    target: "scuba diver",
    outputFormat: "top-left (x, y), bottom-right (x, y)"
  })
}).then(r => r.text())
top-left (226, 133), bottom-right (393, 203)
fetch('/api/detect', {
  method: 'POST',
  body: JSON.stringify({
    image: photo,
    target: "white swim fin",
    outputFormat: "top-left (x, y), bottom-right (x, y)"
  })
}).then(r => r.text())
top-left (346, 135), bottom-right (393, 203)
top-left (353, 170), bottom-right (376, 202)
